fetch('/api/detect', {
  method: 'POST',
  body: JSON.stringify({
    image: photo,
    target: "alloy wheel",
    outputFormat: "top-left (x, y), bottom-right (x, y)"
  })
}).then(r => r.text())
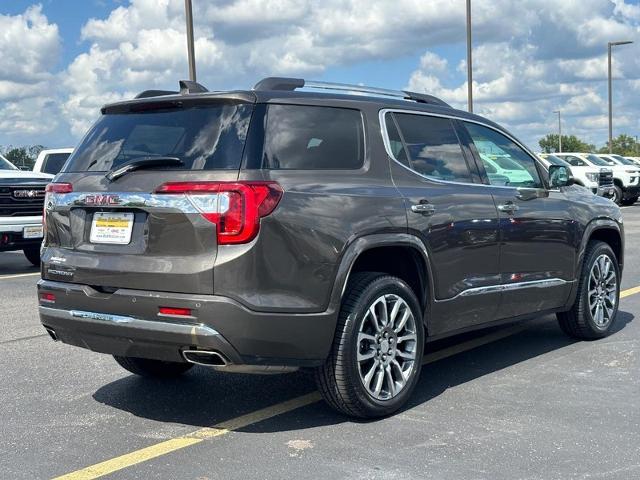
top-left (356, 294), bottom-right (418, 400)
top-left (588, 254), bottom-right (617, 329)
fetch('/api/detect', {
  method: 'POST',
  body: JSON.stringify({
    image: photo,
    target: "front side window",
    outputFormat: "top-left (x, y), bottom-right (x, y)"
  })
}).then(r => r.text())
top-left (464, 122), bottom-right (541, 188)
top-left (392, 113), bottom-right (472, 183)
top-left (263, 105), bottom-right (364, 169)
top-left (584, 154), bottom-right (610, 166)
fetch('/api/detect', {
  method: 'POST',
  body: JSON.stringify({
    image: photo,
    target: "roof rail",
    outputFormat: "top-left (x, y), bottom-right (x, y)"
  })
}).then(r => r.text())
top-left (252, 77), bottom-right (450, 107)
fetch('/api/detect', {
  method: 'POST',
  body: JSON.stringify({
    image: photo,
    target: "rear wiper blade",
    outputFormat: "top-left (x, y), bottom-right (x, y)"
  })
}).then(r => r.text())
top-left (105, 157), bottom-right (183, 182)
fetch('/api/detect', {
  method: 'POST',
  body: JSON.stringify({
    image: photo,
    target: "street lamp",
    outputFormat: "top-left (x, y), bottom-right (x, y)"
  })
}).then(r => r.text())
top-left (608, 40), bottom-right (633, 153)
top-left (553, 110), bottom-right (562, 153)
top-left (466, 0), bottom-right (473, 113)
top-left (185, 0), bottom-right (197, 81)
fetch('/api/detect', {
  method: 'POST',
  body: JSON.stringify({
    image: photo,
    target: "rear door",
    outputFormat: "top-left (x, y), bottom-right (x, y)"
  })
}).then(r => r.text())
top-left (460, 121), bottom-right (577, 319)
top-left (383, 111), bottom-right (501, 335)
top-left (43, 99), bottom-right (254, 294)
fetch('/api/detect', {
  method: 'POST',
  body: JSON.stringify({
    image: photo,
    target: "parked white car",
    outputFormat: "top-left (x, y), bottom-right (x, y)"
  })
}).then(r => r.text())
top-left (0, 154), bottom-right (53, 265)
top-left (555, 152), bottom-right (639, 205)
top-left (538, 153), bottom-right (612, 197)
top-left (32, 148), bottom-right (73, 176)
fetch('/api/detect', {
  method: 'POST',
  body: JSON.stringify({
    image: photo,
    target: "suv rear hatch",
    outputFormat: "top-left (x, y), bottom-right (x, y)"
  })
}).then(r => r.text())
top-left (42, 93), bottom-right (273, 295)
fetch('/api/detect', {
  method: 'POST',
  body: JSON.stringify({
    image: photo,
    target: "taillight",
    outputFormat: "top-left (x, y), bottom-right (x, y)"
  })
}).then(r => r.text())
top-left (155, 181), bottom-right (283, 244)
top-left (44, 183), bottom-right (73, 230)
top-left (40, 292), bottom-right (56, 303)
top-left (159, 307), bottom-right (192, 316)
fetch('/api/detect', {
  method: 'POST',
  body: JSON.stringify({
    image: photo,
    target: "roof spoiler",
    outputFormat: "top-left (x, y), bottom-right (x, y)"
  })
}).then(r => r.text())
top-left (134, 80), bottom-right (209, 99)
top-left (252, 77), bottom-right (450, 107)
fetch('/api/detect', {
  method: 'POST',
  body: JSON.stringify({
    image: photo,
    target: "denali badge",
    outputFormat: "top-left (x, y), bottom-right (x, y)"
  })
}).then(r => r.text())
top-left (82, 194), bottom-right (122, 206)
top-left (13, 189), bottom-right (43, 199)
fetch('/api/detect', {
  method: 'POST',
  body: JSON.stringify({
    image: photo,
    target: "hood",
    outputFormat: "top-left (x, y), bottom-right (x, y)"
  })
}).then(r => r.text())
top-left (0, 169), bottom-right (53, 181)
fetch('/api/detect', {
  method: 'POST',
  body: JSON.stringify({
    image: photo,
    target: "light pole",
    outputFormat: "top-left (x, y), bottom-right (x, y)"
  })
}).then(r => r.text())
top-left (466, 0), bottom-right (473, 113)
top-left (608, 40), bottom-right (633, 153)
top-left (553, 110), bottom-right (562, 153)
top-left (185, 0), bottom-right (197, 81)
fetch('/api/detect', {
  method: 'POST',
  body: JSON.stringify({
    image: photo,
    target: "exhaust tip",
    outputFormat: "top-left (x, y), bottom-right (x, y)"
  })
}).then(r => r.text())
top-left (44, 327), bottom-right (58, 341)
top-left (182, 349), bottom-right (228, 367)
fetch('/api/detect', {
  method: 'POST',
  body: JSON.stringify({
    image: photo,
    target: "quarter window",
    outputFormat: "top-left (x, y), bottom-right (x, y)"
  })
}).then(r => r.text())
top-left (392, 113), bottom-right (472, 183)
top-left (263, 105), bottom-right (364, 169)
top-left (464, 122), bottom-right (542, 188)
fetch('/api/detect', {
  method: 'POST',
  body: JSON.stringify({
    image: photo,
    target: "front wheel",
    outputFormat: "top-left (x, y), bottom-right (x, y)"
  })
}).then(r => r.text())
top-left (315, 273), bottom-right (424, 418)
top-left (113, 356), bottom-right (193, 378)
top-left (557, 241), bottom-right (620, 339)
top-left (612, 185), bottom-right (622, 205)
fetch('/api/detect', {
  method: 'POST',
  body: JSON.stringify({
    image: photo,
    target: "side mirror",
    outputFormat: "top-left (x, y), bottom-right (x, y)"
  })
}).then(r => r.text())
top-left (548, 165), bottom-right (575, 188)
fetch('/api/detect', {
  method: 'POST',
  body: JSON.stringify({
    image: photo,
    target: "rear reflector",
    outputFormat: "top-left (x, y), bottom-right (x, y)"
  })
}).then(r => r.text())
top-left (159, 307), bottom-right (192, 316)
top-left (155, 181), bottom-right (283, 245)
top-left (40, 293), bottom-right (56, 303)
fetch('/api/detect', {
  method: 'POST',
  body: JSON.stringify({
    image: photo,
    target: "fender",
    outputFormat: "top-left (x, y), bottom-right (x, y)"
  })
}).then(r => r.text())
top-left (564, 217), bottom-right (624, 309)
top-left (326, 232), bottom-right (435, 315)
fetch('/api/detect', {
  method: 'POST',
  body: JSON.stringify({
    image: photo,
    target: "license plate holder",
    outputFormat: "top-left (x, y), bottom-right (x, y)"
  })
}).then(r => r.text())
top-left (23, 225), bottom-right (43, 239)
top-left (90, 212), bottom-right (134, 245)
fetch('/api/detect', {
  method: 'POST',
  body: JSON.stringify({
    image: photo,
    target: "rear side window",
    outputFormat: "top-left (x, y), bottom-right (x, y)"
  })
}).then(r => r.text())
top-left (42, 153), bottom-right (71, 175)
top-left (263, 105), bottom-right (364, 169)
top-left (64, 103), bottom-right (253, 172)
top-left (392, 113), bottom-right (472, 183)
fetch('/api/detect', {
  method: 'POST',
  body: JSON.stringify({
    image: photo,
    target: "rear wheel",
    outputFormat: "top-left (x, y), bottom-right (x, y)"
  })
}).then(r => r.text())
top-left (113, 356), bottom-right (193, 378)
top-left (557, 241), bottom-right (619, 339)
top-left (315, 273), bottom-right (424, 418)
top-left (23, 245), bottom-right (41, 266)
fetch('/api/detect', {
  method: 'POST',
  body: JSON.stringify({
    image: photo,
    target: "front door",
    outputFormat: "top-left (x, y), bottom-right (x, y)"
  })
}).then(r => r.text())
top-left (383, 111), bottom-right (501, 335)
top-left (460, 121), bottom-right (577, 319)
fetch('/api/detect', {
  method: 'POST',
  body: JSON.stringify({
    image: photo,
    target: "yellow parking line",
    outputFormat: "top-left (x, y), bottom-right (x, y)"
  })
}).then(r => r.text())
top-left (620, 285), bottom-right (640, 298)
top-left (0, 272), bottom-right (39, 280)
top-left (53, 284), bottom-right (640, 480)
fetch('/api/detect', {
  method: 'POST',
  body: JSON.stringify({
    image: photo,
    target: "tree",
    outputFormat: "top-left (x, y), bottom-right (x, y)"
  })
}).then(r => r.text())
top-left (538, 134), bottom-right (595, 153)
top-left (1, 145), bottom-right (46, 169)
top-left (599, 134), bottom-right (640, 156)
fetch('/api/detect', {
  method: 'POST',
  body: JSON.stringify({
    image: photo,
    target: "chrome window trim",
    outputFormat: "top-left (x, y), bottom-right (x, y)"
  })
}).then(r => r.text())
top-left (435, 278), bottom-right (572, 303)
top-left (379, 108), bottom-right (547, 191)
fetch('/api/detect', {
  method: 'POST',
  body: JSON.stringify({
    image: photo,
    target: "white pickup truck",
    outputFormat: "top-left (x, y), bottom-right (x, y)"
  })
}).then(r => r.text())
top-left (32, 148), bottom-right (73, 176)
top-left (0, 154), bottom-right (52, 265)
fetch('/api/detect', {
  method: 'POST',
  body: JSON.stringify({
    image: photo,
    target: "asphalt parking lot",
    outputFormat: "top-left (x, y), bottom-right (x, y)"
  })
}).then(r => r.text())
top-left (1, 207), bottom-right (639, 480)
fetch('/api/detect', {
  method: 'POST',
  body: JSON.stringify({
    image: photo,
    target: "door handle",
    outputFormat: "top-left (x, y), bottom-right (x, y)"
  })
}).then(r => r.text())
top-left (497, 202), bottom-right (519, 214)
top-left (411, 203), bottom-right (436, 215)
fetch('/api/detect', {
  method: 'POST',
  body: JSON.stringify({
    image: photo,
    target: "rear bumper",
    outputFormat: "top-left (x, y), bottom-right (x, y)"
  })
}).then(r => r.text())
top-left (37, 280), bottom-right (337, 369)
top-left (0, 217), bottom-right (43, 251)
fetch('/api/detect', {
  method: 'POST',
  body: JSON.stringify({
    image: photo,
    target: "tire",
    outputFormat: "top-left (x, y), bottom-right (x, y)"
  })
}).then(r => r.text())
top-left (23, 245), bottom-right (41, 266)
top-left (621, 196), bottom-right (638, 206)
top-left (557, 241), bottom-right (620, 340)
top-left (113, 355), bottom-right (193, 378)
top-left (612, 185), bottom-right (622, 205)
top-left (315, 272), bottom-right (424, 418)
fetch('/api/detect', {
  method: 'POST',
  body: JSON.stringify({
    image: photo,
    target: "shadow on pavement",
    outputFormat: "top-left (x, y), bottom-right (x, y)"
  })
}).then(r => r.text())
top-left (0, 251), bottom-right (38, 275)
top-left (93, 311), bottom-right (634, 431)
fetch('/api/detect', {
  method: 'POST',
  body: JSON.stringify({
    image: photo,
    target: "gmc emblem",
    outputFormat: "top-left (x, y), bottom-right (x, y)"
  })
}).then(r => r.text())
top-left (13, 189), bottom-right (43, 199)
top-left (83, 194), bottom-right (121, 206)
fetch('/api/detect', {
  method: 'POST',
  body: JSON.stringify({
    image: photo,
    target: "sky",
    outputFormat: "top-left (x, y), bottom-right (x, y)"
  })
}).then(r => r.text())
top-left (0, 0), bottom-right (639, 152)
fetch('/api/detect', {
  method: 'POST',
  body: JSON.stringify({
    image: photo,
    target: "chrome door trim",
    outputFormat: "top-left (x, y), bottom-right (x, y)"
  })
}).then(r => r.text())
top-left (435, 278), bottom-right (573, 303)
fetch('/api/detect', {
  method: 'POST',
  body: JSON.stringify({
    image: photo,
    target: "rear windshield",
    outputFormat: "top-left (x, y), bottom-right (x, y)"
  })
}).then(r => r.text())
top-left (64, 104), bottom-right (253, 172)
top-left (263, 105), bottom-right (364, 169)
top-left (0, 155), bottom-right (17, 170)
top-left (43, 152), bottom-right (71, 174)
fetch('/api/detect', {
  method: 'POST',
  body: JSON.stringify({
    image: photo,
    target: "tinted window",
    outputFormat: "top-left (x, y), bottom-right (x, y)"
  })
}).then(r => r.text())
top-left (0, 154), bottom-right (17, 170)
top-left (611, 154), bottom-right (636, 166)
top-left (584, 154), bottom-right (610, 166)
top-left (465, 122), bottom-right (541, 188)
top-left (43, 153), bottom-right (71, 175)
top-left (545, 155), bottom-right (570, 167)
top-left (393, 113), bottom-right (471, 182)
top-left (384, 113), bottom-right (409, 166)
top-left (263, 105), bottom-right (364, 169)
top-left (557, 155), bottom-right (586, 166)
top-left (596, 155), bottom-right (616, 166)
top-left (65, 103), bottom-right (252, 172)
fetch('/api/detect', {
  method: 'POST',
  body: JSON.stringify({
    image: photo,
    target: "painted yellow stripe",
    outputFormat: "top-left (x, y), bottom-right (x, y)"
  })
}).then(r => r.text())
top-left (53, 284), bottom-right (640, 480)
top-left (52, 393), bottom-right (321, 480)
top-left (0, 272), bottom-right (39, 280)
top-left (620, 285), bottom-right (640, 298)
